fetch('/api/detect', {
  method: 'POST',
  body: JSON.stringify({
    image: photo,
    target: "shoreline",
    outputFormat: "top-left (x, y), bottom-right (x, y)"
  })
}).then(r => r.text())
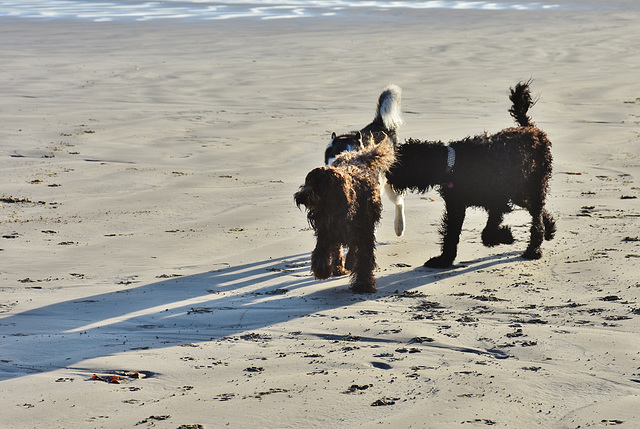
top-left (1, 0), bottom-right (637, 23)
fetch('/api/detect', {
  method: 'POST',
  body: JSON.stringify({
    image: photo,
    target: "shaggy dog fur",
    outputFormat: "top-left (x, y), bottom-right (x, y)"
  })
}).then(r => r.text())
top-left (295, 141), bottom-right (395, 293)
top-left (324, 84), bottom-right (407, 237)
top-left (387, 81), bottom-right (556, 268)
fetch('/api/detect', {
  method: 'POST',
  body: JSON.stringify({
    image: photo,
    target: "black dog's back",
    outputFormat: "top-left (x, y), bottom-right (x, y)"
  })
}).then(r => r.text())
top-left (450, 130), bottom-right (552, 207)
top-left (389, 129), bottom-right (551, 196)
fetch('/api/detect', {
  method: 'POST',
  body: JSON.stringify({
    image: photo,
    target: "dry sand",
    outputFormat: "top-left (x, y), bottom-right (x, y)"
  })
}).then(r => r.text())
top-left (1, 5), bottom-right (639, 428)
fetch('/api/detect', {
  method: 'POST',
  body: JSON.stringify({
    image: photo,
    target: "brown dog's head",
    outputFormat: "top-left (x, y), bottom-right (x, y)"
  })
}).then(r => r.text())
top-left (294, 167), bottom-right (351, 227)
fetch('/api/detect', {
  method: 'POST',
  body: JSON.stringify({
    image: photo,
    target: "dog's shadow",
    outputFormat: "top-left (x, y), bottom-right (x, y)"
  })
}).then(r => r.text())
top-left (0, 250), bottom-right (521, 381)
top-left (379, 250), bottom-right (524, 293)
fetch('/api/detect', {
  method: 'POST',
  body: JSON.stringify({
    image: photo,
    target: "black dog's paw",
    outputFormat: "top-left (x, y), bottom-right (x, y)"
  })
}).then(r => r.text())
top-left (482, 226), bottom-right (514, 247)
top-left (521, 248), bottom-right (542, 260)
top-left (424, 256), bottom-right (454, 268)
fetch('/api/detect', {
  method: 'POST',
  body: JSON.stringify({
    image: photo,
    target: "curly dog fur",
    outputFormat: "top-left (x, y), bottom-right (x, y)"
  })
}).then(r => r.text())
top-left (387, 81), bottom-right (556, 268)
top-left (295, 141), bottom-right (395, 293)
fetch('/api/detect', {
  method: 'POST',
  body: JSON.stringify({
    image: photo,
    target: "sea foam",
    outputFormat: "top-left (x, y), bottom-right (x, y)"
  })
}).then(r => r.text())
top-left (0, 0), bottom-right (571, 22)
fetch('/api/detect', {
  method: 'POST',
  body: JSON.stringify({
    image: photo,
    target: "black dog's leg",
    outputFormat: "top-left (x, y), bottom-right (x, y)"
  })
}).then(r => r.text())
top-left (542, 208), bottom-right (556, 241)
top-left (481, 208), bottom-right (514, 247)
top-left (349, 228), bottom-right (377, 293)
top-left (523, 204), bottom-right (545, 260)
top-left (426, 201), bottom-right (466, 268)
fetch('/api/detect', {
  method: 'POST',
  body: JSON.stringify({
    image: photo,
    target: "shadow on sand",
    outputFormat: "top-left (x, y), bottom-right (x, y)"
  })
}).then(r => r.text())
top-left (0, 250), bottom-right (523, 381)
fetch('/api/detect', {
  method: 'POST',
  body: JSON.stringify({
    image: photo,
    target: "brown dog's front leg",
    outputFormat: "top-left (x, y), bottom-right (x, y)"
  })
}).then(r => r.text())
top-left (311, 246), bottom-right (333, 280)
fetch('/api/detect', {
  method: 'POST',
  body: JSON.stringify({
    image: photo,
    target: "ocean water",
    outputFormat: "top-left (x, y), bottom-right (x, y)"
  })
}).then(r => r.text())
top-left (0, 0), bottom-right (637, 21)
top-left (0, 0), bottom-right (608, 22)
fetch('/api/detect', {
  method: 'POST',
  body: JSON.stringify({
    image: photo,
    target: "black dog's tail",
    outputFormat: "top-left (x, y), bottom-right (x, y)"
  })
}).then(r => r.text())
top-left (509, 80), bottom-right (536, 127)
top-left (374, 84), bottom-right (403, 132)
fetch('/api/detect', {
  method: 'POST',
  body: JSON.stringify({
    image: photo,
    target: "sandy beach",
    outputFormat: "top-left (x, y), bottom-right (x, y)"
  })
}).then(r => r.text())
top-left (1, 3), bottom-right (639, 428)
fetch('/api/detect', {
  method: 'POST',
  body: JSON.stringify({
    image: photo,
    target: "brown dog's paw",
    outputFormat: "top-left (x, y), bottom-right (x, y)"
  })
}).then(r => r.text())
top-left (311, 258), bottom-right (333, 280)
top-left (350, 280), bottom-right (377, 294)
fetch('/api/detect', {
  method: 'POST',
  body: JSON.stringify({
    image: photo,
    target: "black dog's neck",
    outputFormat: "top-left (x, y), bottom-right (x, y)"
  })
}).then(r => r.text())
top-left (388, 140), bottom-right (452, 193)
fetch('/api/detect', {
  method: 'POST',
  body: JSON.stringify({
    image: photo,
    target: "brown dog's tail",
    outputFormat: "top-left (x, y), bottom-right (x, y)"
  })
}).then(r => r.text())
top-left (509, 80), bottom-right (536, 127)
top-left (332, 136), bottom-right (395, 173)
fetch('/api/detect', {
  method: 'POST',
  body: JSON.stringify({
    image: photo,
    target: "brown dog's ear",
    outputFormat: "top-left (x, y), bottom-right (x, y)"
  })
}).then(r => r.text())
top-left (300, 167), bottom-right (354, 221)
top-left (307, 168), bottom-right (345, 201)
top-left (293, 186), bottom-right (307, 209)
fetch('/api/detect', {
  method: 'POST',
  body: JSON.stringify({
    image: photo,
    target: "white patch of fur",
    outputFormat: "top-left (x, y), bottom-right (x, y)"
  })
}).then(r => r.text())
top-left (380, 84), bottom-right (404, 131)
top-left (394, 202), bottom-right (405, 237)
top-left (381, 179), bottom-right (406, 237)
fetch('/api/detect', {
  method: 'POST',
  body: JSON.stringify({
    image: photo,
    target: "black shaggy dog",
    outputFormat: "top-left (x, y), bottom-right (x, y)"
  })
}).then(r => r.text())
top-left (387, 81), bottom-right (555, 268)
top-left (324, 84), bottom-right (407, 237)
top-left (295, 141), bottom-right (395, 293)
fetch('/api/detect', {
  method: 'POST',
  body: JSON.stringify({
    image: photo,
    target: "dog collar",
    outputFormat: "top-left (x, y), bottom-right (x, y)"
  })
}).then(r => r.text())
top-left (445, 146), bottom-right (456, 174)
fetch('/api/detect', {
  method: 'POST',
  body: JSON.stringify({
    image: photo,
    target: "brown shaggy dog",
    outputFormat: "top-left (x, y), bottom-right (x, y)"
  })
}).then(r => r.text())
top-left (295, 141), bottom-right (395, 293)
top-left (387, 81), bottom-right (555, 268)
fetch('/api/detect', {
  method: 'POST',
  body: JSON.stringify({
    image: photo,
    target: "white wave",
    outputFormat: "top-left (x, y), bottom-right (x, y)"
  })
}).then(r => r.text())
top-left (0, 0), bottom-right (614, 22)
